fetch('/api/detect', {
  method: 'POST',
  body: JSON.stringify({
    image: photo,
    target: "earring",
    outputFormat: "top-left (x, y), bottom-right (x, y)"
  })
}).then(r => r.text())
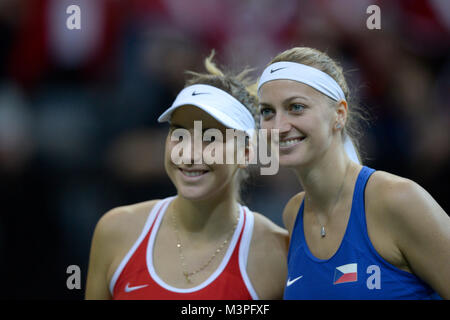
top-left (335, 123), bottom-right (342, 129)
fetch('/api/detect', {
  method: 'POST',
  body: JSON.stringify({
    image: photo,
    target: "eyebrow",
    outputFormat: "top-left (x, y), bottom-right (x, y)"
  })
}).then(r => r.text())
top-left (259, 95), bottom-right (311, 107)
top-left (170, 122), bottom-right (217, 132)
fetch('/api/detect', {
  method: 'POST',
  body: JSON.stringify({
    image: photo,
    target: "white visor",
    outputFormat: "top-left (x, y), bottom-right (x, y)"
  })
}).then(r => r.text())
top-left (158, 84), bottom-right (255, 137)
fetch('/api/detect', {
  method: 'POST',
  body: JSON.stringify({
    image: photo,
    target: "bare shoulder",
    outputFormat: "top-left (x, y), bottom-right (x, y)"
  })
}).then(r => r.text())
top-left (365, 170), bottom-right (444, 236)
top-left (367, 170), bottom-right (416, 198)
top-left (95, 199), bottom-right (160, 245)
top-left (282, 191), bottom-right (305, 235)
top-left (366, 171), bottom-right (450, 298)
top-left (366, 170), bottom-right (443, 220)
top-left (250, 211), bottom-right (289, 255)
top-left (85, 199), bottom-right (161, 299)
top-left (252, 211), bottom-right (288, 241)
top-left (90, 199), bottom-right (161, 269)
top-left (247, 211), bottom-right (288, 299)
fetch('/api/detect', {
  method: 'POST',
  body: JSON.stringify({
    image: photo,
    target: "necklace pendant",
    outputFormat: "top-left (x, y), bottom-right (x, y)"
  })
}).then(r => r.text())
top-left (321, 226), bottom-right (326, 238)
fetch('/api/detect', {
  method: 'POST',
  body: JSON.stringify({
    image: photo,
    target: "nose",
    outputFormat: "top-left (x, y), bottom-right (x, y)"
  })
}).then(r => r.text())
top-left (273, 113), bottom-right (292, 136)
top-left (192, 137), bottom-right (203, 164)
top-left (180, 129), bottom-right (203, 165)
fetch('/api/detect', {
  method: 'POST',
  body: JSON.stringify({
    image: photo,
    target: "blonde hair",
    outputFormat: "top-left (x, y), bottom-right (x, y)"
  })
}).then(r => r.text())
top-left (262, 47), bottom-right (369, 161)
top-left (185, 50), bottom-right (257, 203)
top-left (186, 50), bottom-right (260, 127)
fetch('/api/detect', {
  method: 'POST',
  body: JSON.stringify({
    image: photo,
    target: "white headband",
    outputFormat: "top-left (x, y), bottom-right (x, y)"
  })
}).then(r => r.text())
top-left (158, 84), bottom-right (255, 137)
top-left (258, 61), bottom-right (360, 164)
top-left (257, 61), bottom-right (346, 101)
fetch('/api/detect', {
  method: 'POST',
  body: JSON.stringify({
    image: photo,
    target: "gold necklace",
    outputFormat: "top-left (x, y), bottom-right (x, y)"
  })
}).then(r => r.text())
top-left (307, 162), bottom-right (350, 238)
top-left (171, 210), bottom-right (239, 283)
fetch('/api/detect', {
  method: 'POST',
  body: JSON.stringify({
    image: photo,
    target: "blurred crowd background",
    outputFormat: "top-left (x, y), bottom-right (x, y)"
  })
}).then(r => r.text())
top-left (0, 0), bottom-right (448, 299)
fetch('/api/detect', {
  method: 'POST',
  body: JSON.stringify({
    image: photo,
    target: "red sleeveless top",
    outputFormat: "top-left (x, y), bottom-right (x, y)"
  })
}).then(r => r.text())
top-left (110, 197), bottom-right (258, 300)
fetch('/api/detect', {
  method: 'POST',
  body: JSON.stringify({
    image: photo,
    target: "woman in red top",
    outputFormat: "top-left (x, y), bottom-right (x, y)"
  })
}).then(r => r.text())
top-left (85, 53), bottom-right (288, 299)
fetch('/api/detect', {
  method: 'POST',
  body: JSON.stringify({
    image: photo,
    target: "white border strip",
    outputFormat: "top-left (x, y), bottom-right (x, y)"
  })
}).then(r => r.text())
top-left (108, 197), bottom-right (174, 296)
top-left (146, 204), bottom-right (245, 293)
top-left (238, 207), bottom-right (259, 300)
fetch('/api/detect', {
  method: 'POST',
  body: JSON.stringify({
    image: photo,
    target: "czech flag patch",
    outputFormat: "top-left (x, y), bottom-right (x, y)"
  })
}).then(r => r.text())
top-left (333, 263), bottom-right (357, 284)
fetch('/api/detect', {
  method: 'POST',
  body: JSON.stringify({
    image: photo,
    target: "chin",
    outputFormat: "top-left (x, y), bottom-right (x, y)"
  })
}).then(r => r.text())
top-left (176, 186), bottom-right (214, 201)
top-left (279, 153), bottom-right (307, 168)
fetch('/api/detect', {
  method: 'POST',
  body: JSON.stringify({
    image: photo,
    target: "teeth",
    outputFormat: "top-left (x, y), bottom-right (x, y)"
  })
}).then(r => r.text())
top-left (280, 138), bottom-right (303, 147)
top-left (182, 170), bottom-right (205, 177)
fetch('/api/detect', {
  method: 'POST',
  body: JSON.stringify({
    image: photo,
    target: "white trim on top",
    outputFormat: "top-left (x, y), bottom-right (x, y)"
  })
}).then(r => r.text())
top-left (108, 197), bottom-right (174, 296)
top-left (146, 204), bottom-right (245, 293)
top-left (238, 208), bottom-right (259, 300)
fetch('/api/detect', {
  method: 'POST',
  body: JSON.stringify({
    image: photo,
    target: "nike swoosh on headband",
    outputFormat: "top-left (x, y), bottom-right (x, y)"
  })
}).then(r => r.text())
top-left (158, 84), bottom-right (256, 137)
top-left (258, 61), bottom-right (346, 101)
top-left (270, 67), bottom-right (287, 73)
top-left (258, 61), bottom-right (360, 164)
top-left (192, 91), bottom-right (210, 96)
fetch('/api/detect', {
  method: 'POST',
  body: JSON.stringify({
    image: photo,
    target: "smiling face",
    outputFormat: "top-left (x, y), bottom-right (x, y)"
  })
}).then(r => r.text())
top-left (259, 79), bottom-right (340, 168)
top-left (164, 105), bottom-right (242, 201)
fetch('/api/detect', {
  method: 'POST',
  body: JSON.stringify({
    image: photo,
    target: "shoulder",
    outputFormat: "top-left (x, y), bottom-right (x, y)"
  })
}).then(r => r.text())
top-left (85, 199), bottom-right (161, 299)
top-left (91, 199), bottom-right (161, 265)
top-left (368, 170), bottom-right (449, 238)
top-left (366, 170), bottom-right (440, 221)
top-left (250, 211), bottom-right (289, 247)
top-left (100, 199), bottom-right (161, 228)
top-left (366, 170), bottom-right (450, 254)
top-left (95, 199), bottom-right (160, 244)
top-left (282, 191), bottom-right (304, 235)
top-left (246, 210), bottom-right (288, 299)
top-left (366, 170), bottom-right (450, 298)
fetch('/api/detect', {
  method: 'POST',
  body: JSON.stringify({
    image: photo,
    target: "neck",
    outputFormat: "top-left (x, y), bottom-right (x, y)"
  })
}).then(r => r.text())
top-left (170, 192), bottom-right (239, 237)
top-left (294, 144), bottom-right (355, 216)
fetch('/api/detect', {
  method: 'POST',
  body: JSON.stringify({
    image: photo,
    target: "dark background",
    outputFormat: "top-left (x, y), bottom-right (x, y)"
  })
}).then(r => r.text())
top-left (0, 0), bottom-right (448, 299)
